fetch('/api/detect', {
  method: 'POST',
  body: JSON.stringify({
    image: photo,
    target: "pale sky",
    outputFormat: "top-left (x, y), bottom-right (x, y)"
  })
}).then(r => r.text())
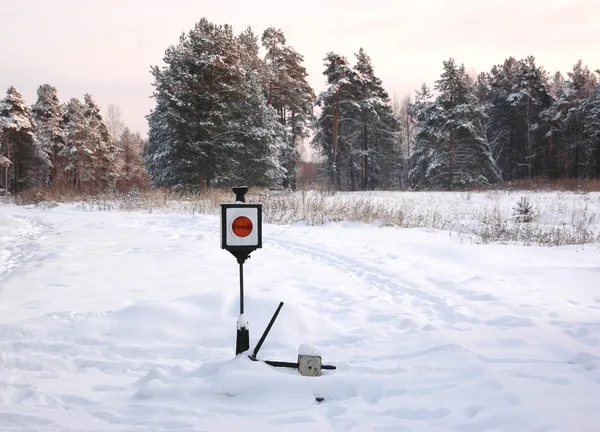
top-left (1, 0), bottom-right (598, 137)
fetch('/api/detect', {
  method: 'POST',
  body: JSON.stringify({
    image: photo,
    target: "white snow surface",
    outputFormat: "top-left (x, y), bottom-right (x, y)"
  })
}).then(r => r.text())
top-left (299, 343), bottom-right (321, 357)
top-left (0, 202), bottom-right (599, 432)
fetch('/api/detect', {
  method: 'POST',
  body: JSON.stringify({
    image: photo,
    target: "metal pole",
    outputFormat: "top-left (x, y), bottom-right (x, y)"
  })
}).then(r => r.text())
top-left (239, 262), bottom-right (244, 314)
top-left (236, 261), bottom-right (249, 355)
top-left (249, 301), bottom-right (284, 360)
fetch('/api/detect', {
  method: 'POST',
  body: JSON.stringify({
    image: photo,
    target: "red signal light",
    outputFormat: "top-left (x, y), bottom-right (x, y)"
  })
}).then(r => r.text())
top-left (232, 216), bottom-right (253, 237)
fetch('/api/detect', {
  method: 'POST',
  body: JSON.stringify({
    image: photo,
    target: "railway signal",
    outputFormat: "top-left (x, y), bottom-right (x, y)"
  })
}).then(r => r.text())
top-left (220, 186), bottom-right (262, 354)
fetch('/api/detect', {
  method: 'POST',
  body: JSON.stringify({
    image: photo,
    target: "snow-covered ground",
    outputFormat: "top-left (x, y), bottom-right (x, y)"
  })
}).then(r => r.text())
top-left (1, 202), bottom-right (599, 431)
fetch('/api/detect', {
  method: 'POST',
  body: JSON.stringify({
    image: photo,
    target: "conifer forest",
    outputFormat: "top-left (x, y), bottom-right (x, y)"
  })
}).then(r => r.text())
top-left (1, 17), bottom-right (598, 194)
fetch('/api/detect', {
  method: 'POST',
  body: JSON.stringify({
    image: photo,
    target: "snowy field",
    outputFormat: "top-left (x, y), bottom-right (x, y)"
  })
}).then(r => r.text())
top-left (1, 200), bottom-right (600, 431)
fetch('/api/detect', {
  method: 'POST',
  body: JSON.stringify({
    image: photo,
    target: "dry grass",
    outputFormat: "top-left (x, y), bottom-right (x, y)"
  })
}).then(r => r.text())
top-left (10, 184), bottom-right (600, 247)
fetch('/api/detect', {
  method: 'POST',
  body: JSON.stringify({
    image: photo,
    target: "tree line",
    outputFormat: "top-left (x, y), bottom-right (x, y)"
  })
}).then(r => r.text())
top-left (3, 16), bottom-right (597, 195)
top-left (0, 85), bottom-right (146, 194)
top-left (409, 57), bottom-right (600, 189)
top-left (146, 17), bottom-right (599, 192)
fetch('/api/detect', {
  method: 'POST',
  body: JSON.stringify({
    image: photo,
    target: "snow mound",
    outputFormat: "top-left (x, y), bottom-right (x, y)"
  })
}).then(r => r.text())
top-left (299, 343), bottom-right (321, 357)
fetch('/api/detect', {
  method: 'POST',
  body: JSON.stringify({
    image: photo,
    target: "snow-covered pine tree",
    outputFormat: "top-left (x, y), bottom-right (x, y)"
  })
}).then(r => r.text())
top-left (312, 49), bottom-right (401, 190)
top-left (513, 57), bottom-right (552, 179)
top-left (312, 52), bottom-right (357, 189)
top-left (578, 78), bottom-right (600, 177)
top-left (148, 19), bottom-right (239, 190)
top-left (31, 84), bottom-right (66, 185)
top-left (0, 86), bottom-right (49, 193)
top-left (222, 62), bottom-right (287, 188)
top-left (262, 27), bottom-right (315, 190)
top-left (484, 56), bottom-right (551, 180)
top-left (484, 57), bottom-right (520, 179)
top-left (541, 71), bottom-right (570, 178)
top-left (579, 84), bottom-right (600, 176)
top-left (83, 94), bottom-right (117, 189)
top-left (238, 26), bottom-right (268, 89)
top-left (144, 93), bottom-right (188, 189)
top-left (473, 72), bottom-right (492, 104)
top-left (408, 83), bottom-right (441, 188)
top-left (146, 17), bottom-right (285, 190)
top-left (62, 98), bottom-right (90, 186)
top-left (542, 61), bottom-right (598, 178)
top-left (351, 48), bottom-right (402, 190)
top-left (585, 83), bottom-right (600, 176)
top-left (415, 59), bottom-right (501, 189)
top-left (565, 61), bottom-right (598, 178)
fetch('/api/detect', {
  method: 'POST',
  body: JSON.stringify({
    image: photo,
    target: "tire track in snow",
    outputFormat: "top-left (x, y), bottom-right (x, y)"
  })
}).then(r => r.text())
top-left (263, 234), bottom-right (476, 329)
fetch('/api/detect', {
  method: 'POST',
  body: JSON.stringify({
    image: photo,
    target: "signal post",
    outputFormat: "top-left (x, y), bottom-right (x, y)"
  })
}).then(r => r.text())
top-left (220, 186), bottom-right (262, 355)
top-left (219, 186), bottom-right (336, 384)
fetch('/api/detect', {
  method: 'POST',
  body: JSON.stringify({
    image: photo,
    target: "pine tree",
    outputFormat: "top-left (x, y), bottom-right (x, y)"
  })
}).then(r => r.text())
top-left (409, 83), bottom-right (441, 188)
top-left (312, 52), bottom-right (357, 189)
top-left (485, 57), bottom-right (521, 179)
top-left (542, 61), bottom-right (598, 178)
top-left (565, 61), bottom-right (598, 178)
top-left (239, 26), bottom-right (267, 89)
top-left (149, 18), bottom-right (240, 190)
top-left (224, 65), bottom-right (287, 187)
top-left (146, 17), bottom-right (285, 191)
top-left (0, 86), bottom-right (48, 192)
top-left (412, 59), bottom-right (501, 189)
top-left (83, 94), bottom-right (117, 188)
top-left (144, 93), bottom-right (187, 189)
top-left (62, 98), bottom-right (90, 186)
top-left (351, 48), bottom-right (402, 189)
top-left (509, 56), bottom-right (552, 179)
top-left (583, 84), bottom-right (600, 176)
top-left (542, 71), bottom-right (570, 178)
top-left (262, 27), bottom-right (315, 189)
top-left (31, 84), bottom-right (66, 184)
top-left (471, 57), bottom-right (551, 181)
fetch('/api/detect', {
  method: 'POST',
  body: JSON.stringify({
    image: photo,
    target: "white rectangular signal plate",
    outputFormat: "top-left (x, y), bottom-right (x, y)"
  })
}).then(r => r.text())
top-left (220, 204), bottom-right (262, 250)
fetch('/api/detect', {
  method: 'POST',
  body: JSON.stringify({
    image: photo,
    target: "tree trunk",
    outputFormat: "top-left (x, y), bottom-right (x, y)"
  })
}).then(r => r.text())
top-left (362, 121), bottom-right (368, 191)
top-left (526, 96), bottom-right (533, 179)
top-left (290, 111), bottom-right (297, 190)
top-left (449, 130), bottom-right (454, 190)
top-left (349, 153), bottom-right (355, 191)
top-left (5, 141), bottom-right (12, 193)
top-left (332, 93), bottom-right (340, 188)
top-left (206, 148), bottom-right (213, 188)
top-left (596, 139), bottom-right (600, 177)
top-left (406, 109), bottom-right (411, 185)
top-left (575, 142), bottom-right (580, 178)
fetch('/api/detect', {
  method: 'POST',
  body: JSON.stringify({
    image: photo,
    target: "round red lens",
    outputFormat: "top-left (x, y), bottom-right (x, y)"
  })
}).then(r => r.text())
top-left (232, 216), bottom-right (253, 238)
